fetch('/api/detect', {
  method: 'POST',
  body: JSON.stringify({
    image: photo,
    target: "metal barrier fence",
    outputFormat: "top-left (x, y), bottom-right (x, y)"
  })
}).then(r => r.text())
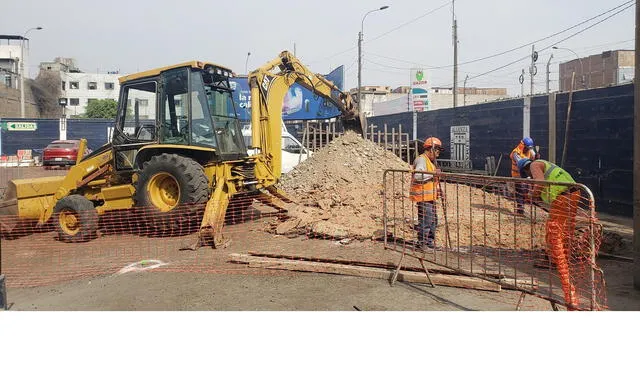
top-left (382, 169), bottom-right (607, 311)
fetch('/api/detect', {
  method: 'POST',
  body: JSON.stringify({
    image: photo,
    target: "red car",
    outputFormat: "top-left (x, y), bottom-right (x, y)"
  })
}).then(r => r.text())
top-left (42, 140), bottom-right (91, 168)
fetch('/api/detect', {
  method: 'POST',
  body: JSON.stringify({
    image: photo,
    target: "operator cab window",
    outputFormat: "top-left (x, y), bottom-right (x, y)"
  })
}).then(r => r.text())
top-left (114, 80), bottom-right (157, 170)
top-left (120, 81), bottom-right (157, 142)
top-left (160, 68), bottom-right (191, 145)
top-left (203, 68), bottom-right (245, 155)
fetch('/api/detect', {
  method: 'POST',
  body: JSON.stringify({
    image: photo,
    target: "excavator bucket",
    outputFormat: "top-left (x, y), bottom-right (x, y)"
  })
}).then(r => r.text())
top-left (0, 176), bottom-right (64, 235)
top-left (341, 115), bottom-right (364, 136)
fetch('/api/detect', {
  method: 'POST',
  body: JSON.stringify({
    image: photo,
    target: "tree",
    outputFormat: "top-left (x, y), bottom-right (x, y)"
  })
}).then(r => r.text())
top-left (84, 99), bottom-right (118, 119)
top-left (31, 71), bottom-right (62, 118)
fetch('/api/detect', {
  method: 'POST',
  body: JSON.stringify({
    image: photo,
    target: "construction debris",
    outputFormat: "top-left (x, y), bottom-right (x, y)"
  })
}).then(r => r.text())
top-left (273, 131), bottom-right (548, 250)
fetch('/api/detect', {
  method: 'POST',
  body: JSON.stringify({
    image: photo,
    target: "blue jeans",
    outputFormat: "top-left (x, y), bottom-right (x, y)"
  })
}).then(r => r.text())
top-left (417, 201), bottom-right (437, 247)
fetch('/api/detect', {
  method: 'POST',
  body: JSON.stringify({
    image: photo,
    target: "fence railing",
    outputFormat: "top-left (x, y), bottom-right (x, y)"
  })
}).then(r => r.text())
top-left (382, 169), bottom-right (607, 311)
top-left (302, 123), bottom-right (414, 164)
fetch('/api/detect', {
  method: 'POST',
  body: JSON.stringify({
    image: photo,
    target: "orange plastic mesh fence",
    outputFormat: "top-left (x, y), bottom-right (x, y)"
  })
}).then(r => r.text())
top-left (382, 169), bottom-right (607, 311)
top-left (0, 165), bottom-right (606, 311)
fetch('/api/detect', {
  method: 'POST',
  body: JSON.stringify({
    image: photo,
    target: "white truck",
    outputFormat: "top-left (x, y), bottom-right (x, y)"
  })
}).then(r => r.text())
top-left (241, 122), bottom-right (312, 174)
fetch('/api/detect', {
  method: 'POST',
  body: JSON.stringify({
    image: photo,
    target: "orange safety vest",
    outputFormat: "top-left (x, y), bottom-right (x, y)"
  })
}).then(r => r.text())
top-left (510, 142), bottom-right (535, 177)
top-left (410, 154), bottom-right (438, 202)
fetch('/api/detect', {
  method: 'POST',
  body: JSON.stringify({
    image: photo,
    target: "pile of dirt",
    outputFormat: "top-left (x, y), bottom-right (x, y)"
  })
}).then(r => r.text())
top-left (274, 131), bottom-right (411, 240)
top-left (271, 131), bottom-right (549, 250)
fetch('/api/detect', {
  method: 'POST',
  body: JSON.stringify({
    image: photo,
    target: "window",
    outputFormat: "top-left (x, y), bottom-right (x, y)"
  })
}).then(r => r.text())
top-left (88, 82), bottom-right (97, 90)
top-left (70, 82), bottom-right (79, 89)
top-left (105, 82), bottom-right (114, 90)
top-left (87, 98), bottom-right (97, 104)
top-left (5, 75), bottom-right (11, 88)
top-left (120, 81), bottom-right (157, 142)
top-left (61, 81), bottom-right (66, 90)
top-left (69, 98), bottom-right (80, 106)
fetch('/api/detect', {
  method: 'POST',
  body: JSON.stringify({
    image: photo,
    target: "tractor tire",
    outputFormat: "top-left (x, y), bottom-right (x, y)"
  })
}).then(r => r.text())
top-left (53, 195), bottom-right (99, 243)
top-left (134, 153), bottom-right (210, 234)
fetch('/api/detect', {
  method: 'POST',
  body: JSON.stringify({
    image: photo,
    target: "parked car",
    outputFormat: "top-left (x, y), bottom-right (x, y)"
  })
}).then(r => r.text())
top-left (42, 140), bottom-right (91, 168)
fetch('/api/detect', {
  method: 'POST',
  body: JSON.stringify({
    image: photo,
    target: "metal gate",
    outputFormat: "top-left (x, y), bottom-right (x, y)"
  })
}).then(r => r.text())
top-left (382, 169), bottom-right (607, 311)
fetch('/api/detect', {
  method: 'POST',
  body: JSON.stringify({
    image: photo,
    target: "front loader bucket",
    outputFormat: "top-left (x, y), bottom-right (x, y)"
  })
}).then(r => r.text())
top-left (342, 115), bottom-right (364, 136)
top-left (0, 176), bottom-right (64, 236)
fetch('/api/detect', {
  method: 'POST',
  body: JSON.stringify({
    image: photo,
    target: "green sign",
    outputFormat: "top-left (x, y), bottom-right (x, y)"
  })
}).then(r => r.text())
top-left (1, 122), bottom-right (38, 132)
top-left (415, 71), bottom-right (424, 81)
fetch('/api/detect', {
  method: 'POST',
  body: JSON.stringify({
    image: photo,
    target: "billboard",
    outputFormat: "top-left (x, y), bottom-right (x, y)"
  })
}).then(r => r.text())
top-left (410, 68), bottom-right (430, 112)
top-left (229, 65), bottom-right (344, 121)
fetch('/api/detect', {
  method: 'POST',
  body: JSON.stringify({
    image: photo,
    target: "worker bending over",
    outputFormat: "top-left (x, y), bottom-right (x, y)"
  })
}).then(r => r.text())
top-left (410, 137), bottom-right (443, 250)
top-left (518, 158), bottom-right (580, 310)
top-left (510, 137), bottom-right (538, 215)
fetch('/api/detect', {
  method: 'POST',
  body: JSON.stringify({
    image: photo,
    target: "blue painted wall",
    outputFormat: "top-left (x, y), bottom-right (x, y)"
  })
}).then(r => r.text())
top-left (0, 118), bottom-right (113, 156)
top-left (368, 83), bottom-right (634, 216)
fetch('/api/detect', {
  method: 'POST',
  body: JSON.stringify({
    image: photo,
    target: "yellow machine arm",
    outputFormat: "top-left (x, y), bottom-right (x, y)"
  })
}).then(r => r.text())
top-left (248, 51), bottom-right (361, 183)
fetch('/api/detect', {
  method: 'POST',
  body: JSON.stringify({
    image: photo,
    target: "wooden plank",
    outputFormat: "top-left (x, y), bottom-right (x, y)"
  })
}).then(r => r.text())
top-left (229, 253), bottom-right (501, 292)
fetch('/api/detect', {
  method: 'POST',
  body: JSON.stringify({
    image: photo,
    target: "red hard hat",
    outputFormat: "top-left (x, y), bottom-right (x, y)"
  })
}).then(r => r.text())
top-left (424, 137), bottom-right (443, 149)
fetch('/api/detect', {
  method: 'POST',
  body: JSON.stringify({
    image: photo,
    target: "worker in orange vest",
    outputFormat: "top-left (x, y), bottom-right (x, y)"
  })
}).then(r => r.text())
top-left (518, 158), bottom-right (580, 310)
top-left (510, 137), bottom-right (538, 215)
top-left (410, 137), bottom-right (443, 250)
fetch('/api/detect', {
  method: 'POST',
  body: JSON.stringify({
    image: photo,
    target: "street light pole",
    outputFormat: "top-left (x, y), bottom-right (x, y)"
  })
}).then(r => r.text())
top-left (245, 52), bottom-right (251, 74)
top-left (357, 5), bottom-right (389, 117)
top-left (20, 26), bottom-right (43, 118)
top-left (546, 53), bottom-right (553, 93)
top-left (553, 46), bottom-right (585, 89)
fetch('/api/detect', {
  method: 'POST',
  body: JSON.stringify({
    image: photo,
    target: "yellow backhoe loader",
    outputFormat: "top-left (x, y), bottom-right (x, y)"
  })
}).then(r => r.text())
top-left (0, 51), bottom-right (361, 248)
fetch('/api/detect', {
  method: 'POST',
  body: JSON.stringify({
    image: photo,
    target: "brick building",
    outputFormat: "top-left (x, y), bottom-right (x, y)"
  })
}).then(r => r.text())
top-left (559, 50), bottom-right (634, 92)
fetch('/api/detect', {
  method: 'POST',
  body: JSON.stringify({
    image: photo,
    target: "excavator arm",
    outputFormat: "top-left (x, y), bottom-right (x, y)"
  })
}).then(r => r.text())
top-left (248, 50), bottom-right (362, 183)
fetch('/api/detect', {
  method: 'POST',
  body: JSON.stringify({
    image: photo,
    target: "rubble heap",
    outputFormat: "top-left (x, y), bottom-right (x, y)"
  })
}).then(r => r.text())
top-left (272, 131), bottom-right (548, 250)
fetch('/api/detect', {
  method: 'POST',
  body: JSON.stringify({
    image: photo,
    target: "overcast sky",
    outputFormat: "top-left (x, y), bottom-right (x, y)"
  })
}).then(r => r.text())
top-left (2, 0), bottom-right (635, 96)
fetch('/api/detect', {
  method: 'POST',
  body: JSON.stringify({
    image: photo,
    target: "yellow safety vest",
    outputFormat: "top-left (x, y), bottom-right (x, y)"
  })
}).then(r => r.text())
top-left (539, 160), bottom-right (576, 204)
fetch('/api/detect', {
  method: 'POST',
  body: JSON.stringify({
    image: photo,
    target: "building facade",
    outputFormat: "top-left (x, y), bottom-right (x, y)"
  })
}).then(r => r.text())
top-left (40, 57), bottom-right (154, 118)
top-left (370, 86), bottom-right (508, 116)
top-left (558, 49), bottom-right (634, 92)
top-left (0, 35), bottom-right (28, 89)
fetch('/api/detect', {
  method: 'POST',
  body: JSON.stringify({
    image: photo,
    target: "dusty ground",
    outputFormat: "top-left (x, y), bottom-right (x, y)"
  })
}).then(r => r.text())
top-left (3, 214), bottom-right (639, 311)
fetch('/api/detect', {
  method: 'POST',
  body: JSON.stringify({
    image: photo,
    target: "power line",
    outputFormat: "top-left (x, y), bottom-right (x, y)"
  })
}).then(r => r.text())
top-left (365, 0), bottom-right (634, 71)
top-left (307, 1), bottom-right (452, 65)
top-left (445, 2), bottom-right (634, 86)
top-left (367, 1), bottom-right (452, 43)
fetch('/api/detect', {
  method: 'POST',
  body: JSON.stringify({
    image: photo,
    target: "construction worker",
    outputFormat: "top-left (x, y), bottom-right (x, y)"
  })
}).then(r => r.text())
top-left (517, 158), bottom-right (580, 310)
top-left (410, 137), bottom-right (443, 250)
top-left (510, 137), bottom-right (538, 215)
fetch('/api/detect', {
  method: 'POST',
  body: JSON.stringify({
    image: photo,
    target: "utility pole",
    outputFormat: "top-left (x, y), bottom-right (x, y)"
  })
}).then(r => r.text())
top-left (452, 0), bottom-right (458, 108)
top-left (633, 0), bottom-right (640, 290)
top-left (463, 74), bottom-right (469, 106)
top-left (357, 6), bottom-right (389, 117)
top-left (529, 45), bottom-right (538, 95)
top-left (358, 30), bottom-right (362, 116)
top-left (546, 54), bottom-right (554, 94)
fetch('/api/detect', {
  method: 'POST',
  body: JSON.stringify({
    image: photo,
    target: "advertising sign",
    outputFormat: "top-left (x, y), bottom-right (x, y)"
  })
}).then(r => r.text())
top-left (229, 66), bottom-right (345, 121)
top-left (410, 68), bottom-right (430, 112)
top-left (0, 121), bottom-right (38, 132)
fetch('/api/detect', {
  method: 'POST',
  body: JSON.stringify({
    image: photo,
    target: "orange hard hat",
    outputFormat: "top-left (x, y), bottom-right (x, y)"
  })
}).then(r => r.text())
top-left (424, 137), bottom-right (443, 149)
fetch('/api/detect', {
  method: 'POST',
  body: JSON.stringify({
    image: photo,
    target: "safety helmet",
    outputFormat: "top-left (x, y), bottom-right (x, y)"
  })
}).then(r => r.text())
top-left (424, 137), bottom-right (443, 149)
top-left (517, 158), bottom-right (533, 172)
top-left (522, 137), bottom-right (534, 148)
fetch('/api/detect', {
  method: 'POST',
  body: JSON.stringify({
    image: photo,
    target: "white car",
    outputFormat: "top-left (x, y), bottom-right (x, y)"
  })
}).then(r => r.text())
top-left (241, 122), bottom-right (312, 173)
